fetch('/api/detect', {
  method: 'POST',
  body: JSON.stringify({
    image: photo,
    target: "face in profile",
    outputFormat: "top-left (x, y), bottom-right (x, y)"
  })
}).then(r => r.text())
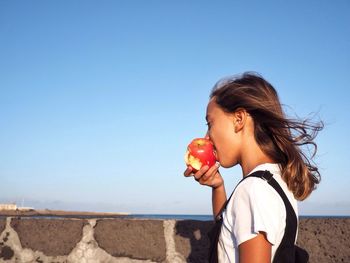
top-left (206, 98), bottom-right (242, 168)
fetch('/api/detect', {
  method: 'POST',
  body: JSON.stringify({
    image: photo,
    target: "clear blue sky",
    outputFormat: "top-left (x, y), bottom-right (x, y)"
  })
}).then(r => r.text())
top-left (1, 1), bottom-right (349, 215)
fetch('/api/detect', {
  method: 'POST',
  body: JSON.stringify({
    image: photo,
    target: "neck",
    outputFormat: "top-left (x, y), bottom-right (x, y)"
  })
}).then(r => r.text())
top-left (239, 138), bottom-right (274, 177)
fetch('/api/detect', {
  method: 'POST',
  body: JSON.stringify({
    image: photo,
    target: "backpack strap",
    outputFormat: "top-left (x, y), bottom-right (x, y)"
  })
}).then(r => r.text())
top-left (209, 169), bottom-right (306, 263)
top-left (249, 170), bottom-right (303, 263)
top-left (215, 170), bottom-right (272, 221)
top-left (209, 170), bottom-right (272, 263)
top-left (248, 170), bottom-right (298, 247)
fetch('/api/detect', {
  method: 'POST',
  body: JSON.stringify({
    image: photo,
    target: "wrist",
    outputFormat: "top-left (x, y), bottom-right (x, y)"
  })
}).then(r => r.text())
top-left (212, 182), bottom-right (224, 190)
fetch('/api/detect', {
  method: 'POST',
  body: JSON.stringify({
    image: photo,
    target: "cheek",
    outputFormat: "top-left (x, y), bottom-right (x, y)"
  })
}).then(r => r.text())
top-left (211, 128), bottom-right (237, 165)
top-left (218, 143), bottom-right (237, 167)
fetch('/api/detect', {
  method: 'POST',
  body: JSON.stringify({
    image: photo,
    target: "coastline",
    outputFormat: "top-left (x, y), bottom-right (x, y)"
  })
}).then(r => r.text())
top-left (0, 209), bottom-right (130, 218)
top-left (0, 210), bottom-right (348, 220)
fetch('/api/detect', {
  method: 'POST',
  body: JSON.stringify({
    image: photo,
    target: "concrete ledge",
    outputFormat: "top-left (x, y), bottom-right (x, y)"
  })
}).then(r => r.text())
top-left (95, 219), bottom-right (166, 261)
top-left (10, 218), bottom-right (87, 256)
top-left (297, 218), bottom-right (350, 263)
top-left (0, 217), bottom-right (348, 262)
top-left (174, 220), bottom-right (214, 262)
top-left (0, 219), bottom-right (6, 236)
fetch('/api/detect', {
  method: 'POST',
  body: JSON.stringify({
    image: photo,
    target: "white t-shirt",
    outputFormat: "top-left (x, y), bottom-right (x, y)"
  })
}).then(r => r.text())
top-left (217, 163), bottom-right (298, 263)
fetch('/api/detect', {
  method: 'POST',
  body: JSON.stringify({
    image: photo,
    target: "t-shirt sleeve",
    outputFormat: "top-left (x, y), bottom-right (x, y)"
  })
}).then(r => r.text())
top-left (230, 178), bottom-right (284, 247)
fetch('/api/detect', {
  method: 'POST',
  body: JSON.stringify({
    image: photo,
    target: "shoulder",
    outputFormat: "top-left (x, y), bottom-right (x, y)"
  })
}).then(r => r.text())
top-left (233, 176), bottom-right (284, 211)
top-left (232, 164), bottom-right (298, 216)
top-left (224, 177), bottom-right (286, 246)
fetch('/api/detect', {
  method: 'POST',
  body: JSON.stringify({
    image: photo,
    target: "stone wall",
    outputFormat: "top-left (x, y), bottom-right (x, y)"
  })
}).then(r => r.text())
top-left (0, 217), bottom-right (349, 263)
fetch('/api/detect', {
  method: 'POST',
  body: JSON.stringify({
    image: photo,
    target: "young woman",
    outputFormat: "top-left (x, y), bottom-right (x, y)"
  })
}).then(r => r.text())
top-left (184, 72), bottom-right (323, 263)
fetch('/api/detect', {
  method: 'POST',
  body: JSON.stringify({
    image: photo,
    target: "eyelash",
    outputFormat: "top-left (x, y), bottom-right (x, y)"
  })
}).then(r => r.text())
top-left (206, 122), bottom-right (211, 128)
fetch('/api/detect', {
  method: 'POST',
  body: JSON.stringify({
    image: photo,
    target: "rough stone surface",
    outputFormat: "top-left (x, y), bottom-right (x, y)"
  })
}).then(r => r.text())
top-left (174, 220), bottom-right (214, 263)
top-left (0, 217), bottom-right (347, 263)
top-left (10, 218), bottom-right (86, 256)
top-left (0, 245), bottom-right (14, 260)
top-left (0, 218), bottom-right (6, 235)
top-left (94, 219), bottom-right (166, 262)
top-left (298, 218), bottom-right (350, 263)
top-left (175, 218), bottom-right (350, 263)
top-left (163, 220), bottom-right (186, 262)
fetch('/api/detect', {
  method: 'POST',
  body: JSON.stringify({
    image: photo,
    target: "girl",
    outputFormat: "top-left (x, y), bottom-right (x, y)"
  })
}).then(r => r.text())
top-left (184, 72), bottom-right (323, 263)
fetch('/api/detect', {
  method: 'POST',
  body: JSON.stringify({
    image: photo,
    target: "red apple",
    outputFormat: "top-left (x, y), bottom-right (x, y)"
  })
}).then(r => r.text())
top-left (184, 138), bottom-right (217, 172)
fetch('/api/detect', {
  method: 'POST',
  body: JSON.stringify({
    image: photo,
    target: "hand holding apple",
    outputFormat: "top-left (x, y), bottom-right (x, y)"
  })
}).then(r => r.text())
top-left (184, 138), bottom-right (217, 172)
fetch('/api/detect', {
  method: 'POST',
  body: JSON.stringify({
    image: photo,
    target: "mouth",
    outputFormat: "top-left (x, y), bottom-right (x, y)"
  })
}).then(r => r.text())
top-left (213, 148), bottom-right (219, 161)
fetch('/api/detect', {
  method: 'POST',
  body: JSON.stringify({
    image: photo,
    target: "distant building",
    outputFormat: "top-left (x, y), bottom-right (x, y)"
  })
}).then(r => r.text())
top-left (17, 206), bottom-right (34, 211)
top-left (0, 203), bottom-right (17, 210)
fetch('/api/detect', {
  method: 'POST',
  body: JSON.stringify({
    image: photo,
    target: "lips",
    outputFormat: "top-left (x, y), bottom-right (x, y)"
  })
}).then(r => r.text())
top-left (211, 143), bottom-right (218, 161)
top-left (213, 149), bottom-right (219, 161)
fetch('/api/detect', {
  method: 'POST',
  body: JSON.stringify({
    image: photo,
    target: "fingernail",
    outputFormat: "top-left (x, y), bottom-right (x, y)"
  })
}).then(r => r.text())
top-left (216, 162), bottom-right (220, 167)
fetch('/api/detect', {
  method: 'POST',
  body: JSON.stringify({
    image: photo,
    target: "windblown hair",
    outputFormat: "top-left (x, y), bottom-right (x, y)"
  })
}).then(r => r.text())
top-left (210, 72), bottom-right (323, 200)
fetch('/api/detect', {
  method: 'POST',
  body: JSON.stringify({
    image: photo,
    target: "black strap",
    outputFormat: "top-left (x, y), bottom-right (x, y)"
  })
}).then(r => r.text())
top-left (215, 170), bottom-right (271, 221)
top-left (249, 171), bottom-right (306, 262)
top-left (248, 170), bottom-right (298, 247)
top-left (208, 169), bottom-right (300, 263)
top-left (208, 170), bottom-right (271, 262)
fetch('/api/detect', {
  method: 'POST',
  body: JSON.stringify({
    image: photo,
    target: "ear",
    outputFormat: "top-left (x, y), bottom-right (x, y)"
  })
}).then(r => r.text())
top-left (233, 108), bottom-right (248, 132)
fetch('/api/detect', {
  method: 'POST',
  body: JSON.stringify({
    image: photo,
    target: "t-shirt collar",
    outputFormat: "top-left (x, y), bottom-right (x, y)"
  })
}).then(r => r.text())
top-left (247, 163), bottom-right (282, 176)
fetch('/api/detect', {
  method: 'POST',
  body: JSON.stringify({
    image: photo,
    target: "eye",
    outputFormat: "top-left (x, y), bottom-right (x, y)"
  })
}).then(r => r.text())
top-left (206, 122), bottom-right (211, 129)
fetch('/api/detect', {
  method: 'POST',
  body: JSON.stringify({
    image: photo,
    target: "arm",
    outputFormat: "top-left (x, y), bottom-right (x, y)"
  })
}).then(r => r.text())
top-left (239, 232), bottom-right (272, 263)
top-left (184, 163), bottom-right (226, 220)
top-left (212, 184), bottom-right (227, 220)
top-left (232, 179), bottom-right (277, 263)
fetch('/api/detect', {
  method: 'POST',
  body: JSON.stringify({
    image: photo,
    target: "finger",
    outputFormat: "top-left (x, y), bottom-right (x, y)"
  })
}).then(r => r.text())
top-left (184, 167), bottom-right (193, 177)
top-left (193, 165), bottom-right (209, 181)
top-left (201, 163), bottom-right (220, 181)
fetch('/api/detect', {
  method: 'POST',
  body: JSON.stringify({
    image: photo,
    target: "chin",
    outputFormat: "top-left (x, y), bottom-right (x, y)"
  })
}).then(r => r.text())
top-left (218, 161), bottom-right (230, 168)
top-left (221, 164), bottom-right (234, 168)
top-left (220, 159), bottom-right (237, 169)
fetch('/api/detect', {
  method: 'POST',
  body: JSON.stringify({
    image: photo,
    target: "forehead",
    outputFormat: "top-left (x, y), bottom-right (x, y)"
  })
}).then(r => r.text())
top-left (206, 98), bottom-right (221, 119)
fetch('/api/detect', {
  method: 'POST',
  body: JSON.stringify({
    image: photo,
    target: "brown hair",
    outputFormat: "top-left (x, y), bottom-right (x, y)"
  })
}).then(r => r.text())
top-left (210, 72), bottom-right (323, 200)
